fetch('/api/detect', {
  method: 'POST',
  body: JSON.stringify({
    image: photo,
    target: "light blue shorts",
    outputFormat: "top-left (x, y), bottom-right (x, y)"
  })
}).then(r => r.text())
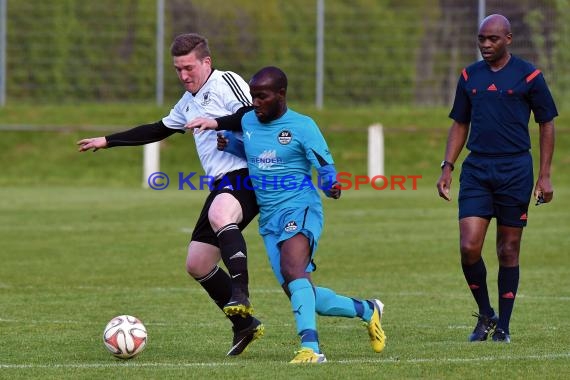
top-left (259, 206), bottom-right (323, 285)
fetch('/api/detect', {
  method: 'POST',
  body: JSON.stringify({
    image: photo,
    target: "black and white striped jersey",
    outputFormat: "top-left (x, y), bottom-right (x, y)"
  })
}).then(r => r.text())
top-left (162, 70), bottom-right (252, 179)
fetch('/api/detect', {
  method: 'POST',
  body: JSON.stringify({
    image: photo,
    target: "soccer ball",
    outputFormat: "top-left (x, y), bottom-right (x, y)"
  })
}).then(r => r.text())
top-left (103, 315), bottom-right (147, 359)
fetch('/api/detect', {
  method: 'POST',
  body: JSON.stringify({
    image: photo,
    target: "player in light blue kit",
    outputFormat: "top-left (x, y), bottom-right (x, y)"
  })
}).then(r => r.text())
top-left (187, 66), bottom-right (386, 363)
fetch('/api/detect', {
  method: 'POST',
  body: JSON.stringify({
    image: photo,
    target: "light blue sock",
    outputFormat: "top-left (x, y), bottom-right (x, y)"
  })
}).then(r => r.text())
top-left (314, 287), bottom-right (374, 321)
top-left (288, 278), bottom-right (319, 353)
top-left (360, 300), bottom-right (374, 322)
top-left (315, 287), bottom-right (357, 317)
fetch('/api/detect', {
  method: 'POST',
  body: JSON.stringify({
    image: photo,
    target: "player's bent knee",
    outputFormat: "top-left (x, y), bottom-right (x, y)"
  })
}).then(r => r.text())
top-left (185, 246), bottom-right (220, 278)
top-left (208, 194), bottom-right (243, 230)
top-left (185, 256), bottom-right (203, 278)
top-left (281, 267), bottom-right (309, 285)
top-left (460, 240), bottom-right (483, 257)
top-left (186, 257), bottom-right (215, 278)
top-left (497, 244), bottom-right (520, 266)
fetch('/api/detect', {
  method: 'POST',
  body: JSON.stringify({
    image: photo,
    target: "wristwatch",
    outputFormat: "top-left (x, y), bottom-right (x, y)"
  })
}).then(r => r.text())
top-left (440, 160), bottom-right (454, 171)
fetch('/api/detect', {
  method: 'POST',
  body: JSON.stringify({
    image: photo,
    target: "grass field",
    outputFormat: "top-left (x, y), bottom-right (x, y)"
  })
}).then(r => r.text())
top-left (1, 104), bottom-right (569, 379)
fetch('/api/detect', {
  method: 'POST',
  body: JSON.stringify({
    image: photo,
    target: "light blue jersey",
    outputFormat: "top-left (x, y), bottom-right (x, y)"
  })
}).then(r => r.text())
top-left (241, 108), bottom-right (335, 225)
top-left (220, 95), bottom-right (381, 353)
top-left (238, 108), bottom-right (336, 284)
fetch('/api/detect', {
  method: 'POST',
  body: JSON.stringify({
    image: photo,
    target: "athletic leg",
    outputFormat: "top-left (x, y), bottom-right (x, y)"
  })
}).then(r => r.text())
top-left (186, 241), bottom-right (250, 328)
top-left (460, 216), bottom-right (495, 316)
top-left (186, 241), bottom-right (262, 355)
top-left (281, 233), bottom-right (321, 356)
top-left (494, 225), bottom-right (522, 341)
top-left (313, 286), bottom-right (386, 352)
top-left (208, 192), bottom-right (252, 316)
top-left (491, 153), bottom-right (532, 342)
top-left (459, 216), bottom-right (499, 341)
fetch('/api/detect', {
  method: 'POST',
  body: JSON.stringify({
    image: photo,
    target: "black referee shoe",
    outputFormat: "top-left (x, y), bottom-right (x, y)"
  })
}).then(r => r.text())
top-left (492, 328), bottom-right (511, 343)
top-left (469, 312), bottom-right (498, 342)
top-left (226, 317), bottom-right (264, 356)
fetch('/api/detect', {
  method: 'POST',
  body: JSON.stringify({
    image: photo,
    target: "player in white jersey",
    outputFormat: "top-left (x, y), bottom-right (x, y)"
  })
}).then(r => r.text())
top-left (77, 33), bottom-right (263, 356)
top-left (187, 66), bottom-right (386, 364)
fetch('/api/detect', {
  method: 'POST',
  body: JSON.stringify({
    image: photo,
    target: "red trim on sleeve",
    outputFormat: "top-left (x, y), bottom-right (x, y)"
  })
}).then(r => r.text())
top-left (526, 69), bottom-right (541, 83)
top-left (462, 68), bottom-right (468, 81)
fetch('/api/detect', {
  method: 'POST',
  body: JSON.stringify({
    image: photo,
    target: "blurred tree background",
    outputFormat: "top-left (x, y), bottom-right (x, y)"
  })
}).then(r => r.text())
top-left (3, 0), bottom-right (568, 107)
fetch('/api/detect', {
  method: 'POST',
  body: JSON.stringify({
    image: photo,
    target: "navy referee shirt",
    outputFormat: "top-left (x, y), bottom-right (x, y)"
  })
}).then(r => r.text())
top-left (449, 55), bottom-right (558, 155)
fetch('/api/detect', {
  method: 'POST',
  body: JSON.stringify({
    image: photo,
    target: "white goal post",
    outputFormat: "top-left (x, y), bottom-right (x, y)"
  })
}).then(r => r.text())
top-left (368, 123), bottom-right (384, 177)
top-left (143, 142), bottom-right (160, 188)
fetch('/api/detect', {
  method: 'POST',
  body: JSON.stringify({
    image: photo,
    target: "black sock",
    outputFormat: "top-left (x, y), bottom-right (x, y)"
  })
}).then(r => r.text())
top-left (462, 258), bottom-right (494, 317)
top-left (195, 266), bottom-right (252, 330)
top-left (497, 265), bottom-right (519, 334)
top-left (216, 223), bottom-right (249, 295)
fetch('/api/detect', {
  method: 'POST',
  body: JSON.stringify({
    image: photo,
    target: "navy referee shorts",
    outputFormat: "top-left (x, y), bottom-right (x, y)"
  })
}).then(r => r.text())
top-left (458, 151), bottom-right (533, 227)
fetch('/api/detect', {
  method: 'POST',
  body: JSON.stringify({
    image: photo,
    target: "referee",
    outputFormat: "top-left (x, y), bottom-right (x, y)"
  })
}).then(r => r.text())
top-left (436, 14), bottom-right (557, 343)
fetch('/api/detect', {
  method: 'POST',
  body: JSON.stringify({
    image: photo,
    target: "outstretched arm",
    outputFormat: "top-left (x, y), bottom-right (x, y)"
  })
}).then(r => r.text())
top-left (76, 136), bottom-right (108, 152)
top-left (77, 121), bottom-right (180, 152)
top-left (436, 120), bottom-right (469, 201)
top-left (184, 117), bottom-right (220, 133)
top-left (185, 106), bottom-right (252, 133)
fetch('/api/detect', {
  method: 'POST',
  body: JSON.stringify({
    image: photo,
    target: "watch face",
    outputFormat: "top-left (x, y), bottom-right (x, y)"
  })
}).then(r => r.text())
top-left (441, 161), bottom-right (453, 170)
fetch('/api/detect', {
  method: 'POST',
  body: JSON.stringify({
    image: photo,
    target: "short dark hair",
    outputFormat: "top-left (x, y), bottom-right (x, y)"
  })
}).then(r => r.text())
top-left (170, 33), bottom-right (211, 59)
top-left (251, 66), bottom-right (288, 92)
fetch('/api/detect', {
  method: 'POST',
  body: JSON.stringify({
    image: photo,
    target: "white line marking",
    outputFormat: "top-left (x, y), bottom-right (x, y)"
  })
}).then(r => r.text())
top-left (0, 362), bottom-right (238, 369)
top-left (337, 352), bottom-right (570, 364)
top-left (1, 353), bottom-right (569, 369)
top-left (0, 318), bottom-right (226, 327)
top-left (1, 285), bottom-right (568, 301)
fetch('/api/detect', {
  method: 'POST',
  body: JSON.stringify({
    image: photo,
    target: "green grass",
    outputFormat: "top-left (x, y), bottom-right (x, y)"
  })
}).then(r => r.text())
top-left (0, 104), bottom-right (569, 378)
top-left (0, 187), bottom-right (569, 379)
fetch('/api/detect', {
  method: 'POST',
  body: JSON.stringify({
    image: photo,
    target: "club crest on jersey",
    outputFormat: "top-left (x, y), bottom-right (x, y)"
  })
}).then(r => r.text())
top-left (284, 221), bottom-right (298, 233)
top-left (201, 91), bottom-right (211, 106)
top-left (278, 130), bottom-right (292, 145)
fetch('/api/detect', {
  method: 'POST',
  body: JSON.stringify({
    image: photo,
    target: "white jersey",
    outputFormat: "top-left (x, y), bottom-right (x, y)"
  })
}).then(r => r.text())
top-left (162, 69), bottom-right (252, 179)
